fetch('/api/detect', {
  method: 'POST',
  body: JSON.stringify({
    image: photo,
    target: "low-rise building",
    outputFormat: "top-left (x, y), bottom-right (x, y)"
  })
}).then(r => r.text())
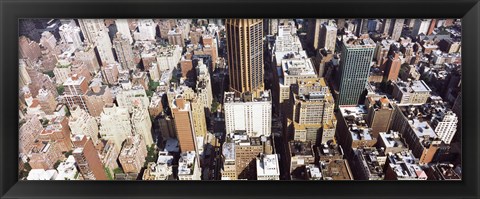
top-left (178, 151), bottom-right (201, 180)
top-left (256, 154), bottom-right (280, 180)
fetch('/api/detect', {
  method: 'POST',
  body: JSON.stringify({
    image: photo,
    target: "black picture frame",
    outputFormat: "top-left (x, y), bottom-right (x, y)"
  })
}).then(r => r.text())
top-left (1, 0), bottom-right (479, 198)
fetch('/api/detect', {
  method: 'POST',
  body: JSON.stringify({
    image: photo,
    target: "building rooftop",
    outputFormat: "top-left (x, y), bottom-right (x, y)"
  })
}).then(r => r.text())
top-left (386, 151), bottom-right (427, 180)
top-left (320, 159), bottom-right (353, 180)
top-left (256, 154), bottom-right (280, 177)
top-left (224, 90), bottom-right (272, 104)
top-left (178, 151), bottom-right (196, 176)
top-left (394, 80), bottom-right (432, 94)
top-left (354, 148), bottom-right (385, 179)
top-left (222, 142), bottom-right (235, 161)
top-left (379, 130), bottom-right (407, 149)
top-left (27, 169), bottom-right (58, 180)
top-left (289, 141), bottom-right (313, 157)
top-left (339, 105), bottom-right (374, 141)
top-left (305, 164), bottom-right (322, 180)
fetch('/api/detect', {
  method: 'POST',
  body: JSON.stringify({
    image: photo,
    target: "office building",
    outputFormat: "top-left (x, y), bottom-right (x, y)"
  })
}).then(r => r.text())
top-left (377, 130), bottom-right (408, 154)
top-left (392, 80), bottom-right (431, 105)
top-left (391, 19), bottom-right (404, 41)
top-left (224, 90), bottom-right (272, 137)
top-left (115, 19), bottom-right (134, 44)
top-left (365, 96), bottom-right (394, 138)
top-left (225, 131), bottom-right (273, 180)
top-left (412, 19), bottom-right (432, 36)
top-left (225, 19), bottom-right (264, 97)
top-left (337, 35), bottom-right (376, 106)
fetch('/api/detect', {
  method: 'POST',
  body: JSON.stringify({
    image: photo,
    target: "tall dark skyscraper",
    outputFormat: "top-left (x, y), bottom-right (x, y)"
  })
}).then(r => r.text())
top-left (337, 35), bottom-right (376, 106)
top-left (225, 19), bottom-right (264, 97)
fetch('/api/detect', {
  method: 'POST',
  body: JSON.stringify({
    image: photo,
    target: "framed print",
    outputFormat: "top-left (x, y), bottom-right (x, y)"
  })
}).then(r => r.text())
top-left (1, 0), bottom-right (479, 198)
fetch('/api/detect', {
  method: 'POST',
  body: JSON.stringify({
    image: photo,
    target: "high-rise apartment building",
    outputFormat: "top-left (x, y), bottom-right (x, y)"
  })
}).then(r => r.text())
top-left (225, 19), bottom-right (264, 97)
top-left (412, 19), bottom-right (432, 37)
top-left (69, 105), bottom-right (100, 145)
top-left (113, 32), bottom-right (136, 70)
top-left (72, 135), bottom-right (108, 180)
top-left (115, 19), bottom-right (134, 44)
top-left (319, 24), bottom-right (337, 52)
top-left (63, 74), bottom-right (89, 112)
top-left (60, 23), bottom-right (83, 50)
top-left (99, 105), bottom-right (132, 151)
top-left (118, 134), bottom-right (147, 174)
top-left (131, 106), bottom-right (154, 146)
top-left (337, 35), bottom-right (376, 106)
top-left (78, 19), bottom-right (115, 65)
top-left (391, 19), bottom-right (405, 41)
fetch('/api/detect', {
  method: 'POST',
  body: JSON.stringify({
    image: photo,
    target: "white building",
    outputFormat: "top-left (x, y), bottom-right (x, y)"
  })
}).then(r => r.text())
top-left (196, 59), bottom-right (213, 110)
top-left (178, 151), bottom-right (201, 180)
top-left (68, 105), bottom-right (100, 145)
top-left (99, 105), bottom-right (132, 151)
top-left (115, 19), bottom-right (134, 44)
top-left (134, 19), bottom-right (156, 41)
top-left (27, 169), bottom-right (58, 180)
top-left (55, 155), bottom-right (78, 180)
top-left (224, 90), bottom-right (272, 137)
top-left (116, 87), bottom-right (150, 111)
top-left (131, 106), bottom-right (154, 146)
top-left (412, 19), bottom-right (432, 36)
top-left (40, 31), bottom-right (57, 51)
top-left (78, 19), bottom-right (115, 64)
top-left (432, 111), bottom-right (458, 144)
top-left (156, 45), bottom-right (182, 71)
top-left (53, 59), bottom-right (72, 85)
top-left (59, 24), bottom-right (83, 50)
top-left (256, 154), bottom-right (280, 180)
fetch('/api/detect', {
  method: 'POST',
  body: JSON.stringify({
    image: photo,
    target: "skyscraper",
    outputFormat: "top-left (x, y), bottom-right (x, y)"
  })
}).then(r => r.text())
top-left (113, 32), bottom-right (136, 70)
top-left (319, 24), bottom-right (337, 52)
top-left (225, 19), bottom-right (264, 97)
top-left (391, 19), bottom-right (404, 41)
top-left (337, 35), bottom-right (376, 106)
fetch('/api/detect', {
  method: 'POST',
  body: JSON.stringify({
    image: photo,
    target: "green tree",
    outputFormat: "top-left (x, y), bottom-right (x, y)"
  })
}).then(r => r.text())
top-left (113, 167), bottom-right (124, 174)
top-left (53, 160), bottom-right (62, 169)
top-left (104, 167), bottom-right (113, 180)
top-left (144, 144), bottom-right (158, 167)
top-left (64, 150), bottom-right (73, 158)
top-left (211, 100), bottom-right (220, 113)
top-left (43, 70), bottom-right (55, 78)
top-left (56, 85), bottom-right (64, 95)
